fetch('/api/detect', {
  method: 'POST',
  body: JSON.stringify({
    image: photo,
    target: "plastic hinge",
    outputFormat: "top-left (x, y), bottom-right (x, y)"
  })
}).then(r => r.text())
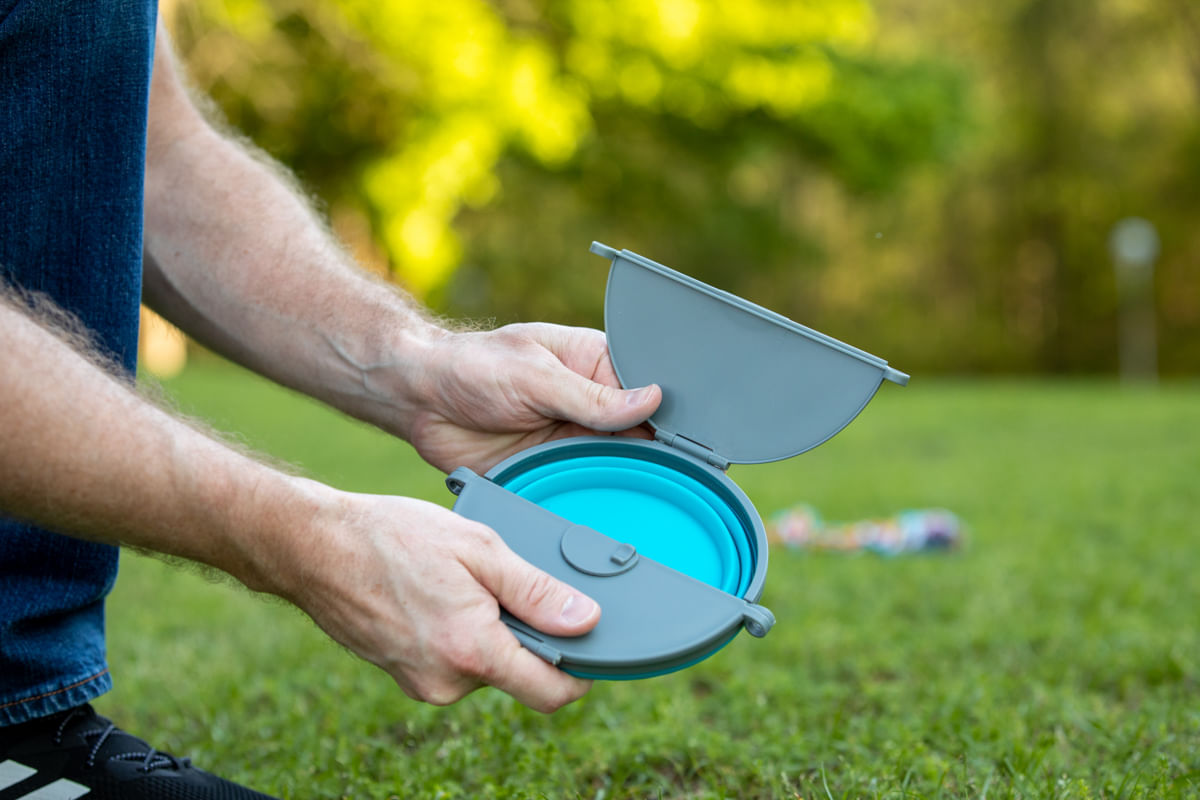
top-left (654, 430), bottom-right (730, 471)
top-left (741, 603), bottom-right (776, 638)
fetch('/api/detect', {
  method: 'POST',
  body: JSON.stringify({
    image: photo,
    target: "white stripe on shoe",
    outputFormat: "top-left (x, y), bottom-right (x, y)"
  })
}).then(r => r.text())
top-left (15, 777), bottom-right (91, 799)
top-left (0, 760), bottom-right (38, 790)
top-left (0, 763), bottom-right (90, 800)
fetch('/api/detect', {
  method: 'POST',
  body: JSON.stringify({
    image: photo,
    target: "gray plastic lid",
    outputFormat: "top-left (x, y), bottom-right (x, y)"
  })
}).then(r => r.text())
top-left (592, 242), bottom-right (909, 467)
top-left (447, 465), bottom-right (776, 679)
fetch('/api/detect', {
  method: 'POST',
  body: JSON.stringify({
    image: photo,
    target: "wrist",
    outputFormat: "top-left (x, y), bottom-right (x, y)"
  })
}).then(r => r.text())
top-left (383, 316), bottom-right (451, 419)
top-left (222, 472), bottom-right (344, 600)
top-left (326, 313), bottom-right (451, 440)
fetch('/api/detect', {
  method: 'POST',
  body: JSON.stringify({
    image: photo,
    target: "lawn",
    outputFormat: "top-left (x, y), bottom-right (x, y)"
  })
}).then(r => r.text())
top-left (102, 357), bottom-right (1199, 799)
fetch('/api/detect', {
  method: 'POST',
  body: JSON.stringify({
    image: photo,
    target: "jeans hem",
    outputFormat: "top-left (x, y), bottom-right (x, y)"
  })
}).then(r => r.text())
top-left (0, 668), bottom-right (112, 727)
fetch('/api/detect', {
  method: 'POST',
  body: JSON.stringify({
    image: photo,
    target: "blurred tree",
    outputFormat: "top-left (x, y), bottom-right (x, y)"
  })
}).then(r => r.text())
top-left (163, 0), bottom-right (964, 329)
top-left (163, 0), bottom-right (1200, 374)
top-left (861, 0), bottom-right (1200, 373)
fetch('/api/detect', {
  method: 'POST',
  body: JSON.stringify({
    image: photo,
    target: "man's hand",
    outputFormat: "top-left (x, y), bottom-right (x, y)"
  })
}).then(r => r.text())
top-left (402, 323), bottom-right (662, 474)
top-left (278, 485), bottom-right (602, 712)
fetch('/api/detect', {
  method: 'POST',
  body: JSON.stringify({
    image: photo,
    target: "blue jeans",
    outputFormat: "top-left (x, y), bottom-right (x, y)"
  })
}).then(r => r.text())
top-left (0, 0), bottom-right (157, 725)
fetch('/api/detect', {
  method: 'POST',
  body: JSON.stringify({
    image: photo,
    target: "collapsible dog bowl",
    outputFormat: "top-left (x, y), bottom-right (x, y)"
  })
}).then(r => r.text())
top-left (447, 242), bottom-right (909, 679)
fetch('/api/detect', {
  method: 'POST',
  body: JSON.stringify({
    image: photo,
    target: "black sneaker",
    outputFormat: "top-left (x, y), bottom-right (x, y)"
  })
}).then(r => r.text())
top-left (0, 704), bottom-right (278, 799)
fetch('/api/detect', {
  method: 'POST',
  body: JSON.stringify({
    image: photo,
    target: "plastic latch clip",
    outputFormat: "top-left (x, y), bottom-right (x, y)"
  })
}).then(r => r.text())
top-left (560, 524), bottom-right (640, 577)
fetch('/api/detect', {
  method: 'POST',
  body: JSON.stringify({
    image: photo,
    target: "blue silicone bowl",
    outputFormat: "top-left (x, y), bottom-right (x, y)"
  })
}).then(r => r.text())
top-left (488, 437), bottom-right (767, 606)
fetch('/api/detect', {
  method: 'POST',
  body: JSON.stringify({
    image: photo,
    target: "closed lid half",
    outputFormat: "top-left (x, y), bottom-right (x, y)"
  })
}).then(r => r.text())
top-left (592, 242), bottom-right (908, 466)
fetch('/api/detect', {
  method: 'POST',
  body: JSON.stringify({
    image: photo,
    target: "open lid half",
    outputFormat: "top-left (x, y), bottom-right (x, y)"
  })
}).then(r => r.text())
top-left (593, 242), bottom-right (909, 467)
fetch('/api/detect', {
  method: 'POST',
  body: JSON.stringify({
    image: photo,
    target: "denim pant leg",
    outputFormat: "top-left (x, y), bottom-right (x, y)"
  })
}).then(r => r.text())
top-left (0, 0), bottom-right (157, 726)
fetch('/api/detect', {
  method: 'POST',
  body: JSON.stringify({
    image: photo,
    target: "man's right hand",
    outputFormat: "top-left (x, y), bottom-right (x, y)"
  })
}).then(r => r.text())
top-left (0, 295), bottom-right (597, 714)
top-left (268, 480), bottom-right (600, 712)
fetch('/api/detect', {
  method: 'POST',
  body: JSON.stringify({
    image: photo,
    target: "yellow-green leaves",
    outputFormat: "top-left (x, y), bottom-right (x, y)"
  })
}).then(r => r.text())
top-left (340, 0), bottom-right (589, 292)
top-left (168, 0), bottom-right (947, 299)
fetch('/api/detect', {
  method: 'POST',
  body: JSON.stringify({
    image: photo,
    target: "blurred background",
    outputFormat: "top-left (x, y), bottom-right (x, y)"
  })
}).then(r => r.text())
top-left (143, 0), bottom-right (1200, 378)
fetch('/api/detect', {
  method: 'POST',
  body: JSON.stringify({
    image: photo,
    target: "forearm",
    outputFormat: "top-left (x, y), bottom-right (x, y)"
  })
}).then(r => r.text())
top-left (142, 27), bottom-right (442, 440)
top-left (0, 295), bottom-right (317, 595)
top-left (141, 23), bottom-right (660, 482)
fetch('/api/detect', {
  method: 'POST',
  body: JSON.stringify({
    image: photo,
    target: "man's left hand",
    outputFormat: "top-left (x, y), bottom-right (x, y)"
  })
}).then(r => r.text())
top-left (403, 323), bottom-right (661, 474)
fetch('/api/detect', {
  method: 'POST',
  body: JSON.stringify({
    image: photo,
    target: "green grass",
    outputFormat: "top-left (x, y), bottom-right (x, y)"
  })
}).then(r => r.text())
top-left (104, 359), bottom-right (1200, 799)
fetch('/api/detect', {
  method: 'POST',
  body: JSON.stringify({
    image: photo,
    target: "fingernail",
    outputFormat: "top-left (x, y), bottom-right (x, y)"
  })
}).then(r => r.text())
top-left (560, 594), bottom-right (597, 626)
top-left (626, 385), bottom-right (653, 407)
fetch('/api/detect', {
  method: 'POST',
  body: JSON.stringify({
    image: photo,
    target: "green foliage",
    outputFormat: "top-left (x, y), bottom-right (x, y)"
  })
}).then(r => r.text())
top-left (108, 361), bottom-right (1200, 798)
top-left (164, 0), bottom-right (964, 307)
top-left (864, 0), bottom-right (1200, 373)
top-left (165, 0), bottom-right (1200, 374)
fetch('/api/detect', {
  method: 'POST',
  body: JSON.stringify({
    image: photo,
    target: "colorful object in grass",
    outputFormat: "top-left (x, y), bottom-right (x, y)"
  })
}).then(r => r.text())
top-left (768, 505), bottom-right (963, 555)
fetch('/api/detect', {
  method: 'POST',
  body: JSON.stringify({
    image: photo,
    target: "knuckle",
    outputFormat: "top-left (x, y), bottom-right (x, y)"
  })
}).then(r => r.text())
top-left (520, 570), bottom-right (562, 612)
top-left (587, 381), bottom-right (613, 413)
top-left (402, 673), bottom-right (461, 707)
top-left (422, 683), bottom-right (467, 707)
top-left (531, 694), bottom-right (563, 714)
top-left (535, 683), bottom-right (586, 714)
top-left (439, 631), bottom-right (486, 679)
top-left (460, 520), bottom-right (502, 555)
top-left (471, 651), bottom-right (505, 687)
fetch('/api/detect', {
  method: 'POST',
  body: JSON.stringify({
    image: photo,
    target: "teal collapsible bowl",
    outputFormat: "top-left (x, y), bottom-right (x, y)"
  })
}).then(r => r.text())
top-left (497, 453), bottom-right (752, 596)
top-left (447, 242), bottom-right (909, 680)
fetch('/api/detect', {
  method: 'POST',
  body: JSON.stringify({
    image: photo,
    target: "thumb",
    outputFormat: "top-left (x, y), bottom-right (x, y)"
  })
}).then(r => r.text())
top-left (469, 540), bottom-right (601, 638)
top-left (540, 368), bottom-right (662, 432)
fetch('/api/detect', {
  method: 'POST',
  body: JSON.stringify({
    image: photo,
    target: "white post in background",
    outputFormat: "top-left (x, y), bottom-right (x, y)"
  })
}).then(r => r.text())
top-left (1108, 217), bottom-right (1159, 383)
